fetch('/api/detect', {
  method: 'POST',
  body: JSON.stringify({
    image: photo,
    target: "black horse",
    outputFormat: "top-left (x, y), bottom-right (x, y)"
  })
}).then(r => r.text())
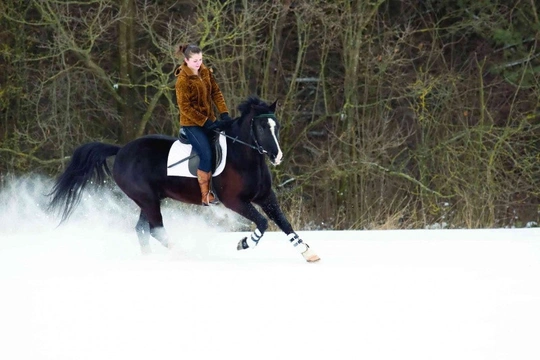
top-left (49, 97), bottom-right (320, 262)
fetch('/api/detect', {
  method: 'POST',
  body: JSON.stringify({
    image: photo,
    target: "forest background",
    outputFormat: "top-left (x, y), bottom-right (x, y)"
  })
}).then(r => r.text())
top-left (1, 0), bottom-right (539, 230)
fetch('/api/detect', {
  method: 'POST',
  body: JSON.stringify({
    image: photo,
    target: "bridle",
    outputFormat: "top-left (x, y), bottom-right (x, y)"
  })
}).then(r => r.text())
top-left (214, 113), bottom-right (277, 155)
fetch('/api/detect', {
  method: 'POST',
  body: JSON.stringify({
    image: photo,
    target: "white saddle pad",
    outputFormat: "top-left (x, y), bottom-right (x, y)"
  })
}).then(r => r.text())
top-left (166, 133), bottom-right (227, 178)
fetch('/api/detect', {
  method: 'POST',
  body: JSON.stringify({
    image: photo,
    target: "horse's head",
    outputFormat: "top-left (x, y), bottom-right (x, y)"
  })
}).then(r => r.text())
top-left (244, 98), bottom-right (283, 166)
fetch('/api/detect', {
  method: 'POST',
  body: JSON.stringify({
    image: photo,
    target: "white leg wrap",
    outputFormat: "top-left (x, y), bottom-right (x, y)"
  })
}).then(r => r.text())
top-left (288, 233), bottom-right (308, 253)
top-left (288, 233), bottom-right (320, 262)
top-left (247, 228), bottom-right (262, 248)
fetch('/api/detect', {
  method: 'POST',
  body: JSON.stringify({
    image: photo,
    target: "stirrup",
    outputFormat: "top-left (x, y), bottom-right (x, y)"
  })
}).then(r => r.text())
top-left (202, 191), bottom-right (219, 206)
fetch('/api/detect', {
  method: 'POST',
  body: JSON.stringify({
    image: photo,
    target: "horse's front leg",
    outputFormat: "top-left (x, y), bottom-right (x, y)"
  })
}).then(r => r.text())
top-left (222, 200), bottom-right (269, 250)
top-left (257, 191), bottom-right (320, 262)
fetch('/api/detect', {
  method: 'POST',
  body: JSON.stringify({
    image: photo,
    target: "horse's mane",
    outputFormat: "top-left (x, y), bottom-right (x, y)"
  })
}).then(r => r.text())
top-left (237, 96), bottom-right (271, 119)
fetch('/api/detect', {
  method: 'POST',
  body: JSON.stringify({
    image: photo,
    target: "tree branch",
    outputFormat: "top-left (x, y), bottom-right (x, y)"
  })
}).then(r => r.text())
top-left (0, 148), bottom-right (69, 165)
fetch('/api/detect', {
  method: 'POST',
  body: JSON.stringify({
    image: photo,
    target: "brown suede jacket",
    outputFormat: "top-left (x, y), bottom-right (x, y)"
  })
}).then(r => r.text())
top-left (174, 63), bottom-right (229, 127)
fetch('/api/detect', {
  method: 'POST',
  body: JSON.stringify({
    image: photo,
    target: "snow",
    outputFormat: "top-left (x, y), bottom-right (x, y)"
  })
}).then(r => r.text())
top-left (1, 177), bottom-right (540, 360)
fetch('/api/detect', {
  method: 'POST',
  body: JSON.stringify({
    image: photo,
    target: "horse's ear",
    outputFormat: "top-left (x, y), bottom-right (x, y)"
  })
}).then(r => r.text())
top-left (269, 100), bottom-right (278, 112)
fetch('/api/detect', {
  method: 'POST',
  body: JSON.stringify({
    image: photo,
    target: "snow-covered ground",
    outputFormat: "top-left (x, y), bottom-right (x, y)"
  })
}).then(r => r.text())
top-left (1, 177), bottom-right (539, 360)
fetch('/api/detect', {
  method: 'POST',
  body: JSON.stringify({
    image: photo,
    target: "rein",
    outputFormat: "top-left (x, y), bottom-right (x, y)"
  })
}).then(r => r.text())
top-left (212, 113), bottom-right (277, 155)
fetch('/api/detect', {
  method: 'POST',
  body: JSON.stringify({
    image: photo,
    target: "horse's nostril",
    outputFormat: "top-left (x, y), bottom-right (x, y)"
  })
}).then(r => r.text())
top-left (275, 152), bottom-right (283, 165)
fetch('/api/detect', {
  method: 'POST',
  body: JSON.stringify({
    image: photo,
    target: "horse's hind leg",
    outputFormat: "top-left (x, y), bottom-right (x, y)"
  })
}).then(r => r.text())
top-left (150, 226), bottom-right (170, 249)
top-left (135, 211), bottom-right (152, 254)
top-left (135, 201), bottom-right (171, 253)
top-left (144, 201), bottom-right (171, 250)
top-left (224, 200), bottom-right (269, 250)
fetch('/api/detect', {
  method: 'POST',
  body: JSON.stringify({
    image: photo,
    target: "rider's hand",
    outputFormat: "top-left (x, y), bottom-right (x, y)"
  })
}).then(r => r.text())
top-left (204, 118), bottom-right (233, 131)
top-left (220, 112), bottom-right (233, 122)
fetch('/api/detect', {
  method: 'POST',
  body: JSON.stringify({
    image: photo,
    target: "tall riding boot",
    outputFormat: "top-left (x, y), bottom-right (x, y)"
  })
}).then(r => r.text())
top-left (197, 169), bottom-right (219, 206)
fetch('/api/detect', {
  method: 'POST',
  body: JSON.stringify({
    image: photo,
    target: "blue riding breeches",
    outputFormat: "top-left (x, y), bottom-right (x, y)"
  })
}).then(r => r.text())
top-left (181, 126), bottom-right (213, 172)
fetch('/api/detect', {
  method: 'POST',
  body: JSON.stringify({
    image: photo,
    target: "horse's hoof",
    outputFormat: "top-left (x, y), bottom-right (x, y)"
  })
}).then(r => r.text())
top-left (237, 237), bottom-right (249, 251)
top-left (141, 246), bottom-right (152, 255)
top-left (302, 244), bottom-right (320, 262)
top-left (158, 238), bottom-right (172, 249)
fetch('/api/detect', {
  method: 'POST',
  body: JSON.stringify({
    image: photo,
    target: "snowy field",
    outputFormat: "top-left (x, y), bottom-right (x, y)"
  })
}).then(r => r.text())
top-left (1, 177), bottom-right (539, 360)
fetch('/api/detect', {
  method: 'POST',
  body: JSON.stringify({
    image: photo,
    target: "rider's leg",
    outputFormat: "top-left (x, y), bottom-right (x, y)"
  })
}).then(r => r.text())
top-left (182, 126), bottom-right (218, 205)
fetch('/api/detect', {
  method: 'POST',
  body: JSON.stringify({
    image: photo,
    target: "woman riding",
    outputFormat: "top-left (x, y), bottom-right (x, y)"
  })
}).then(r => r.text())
top-left (174, 44), bottom-right (233, 206)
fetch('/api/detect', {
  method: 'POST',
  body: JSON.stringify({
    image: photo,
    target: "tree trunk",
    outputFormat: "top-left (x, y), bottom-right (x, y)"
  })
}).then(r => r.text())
top-left (118, 0), bottom-right (137, 142)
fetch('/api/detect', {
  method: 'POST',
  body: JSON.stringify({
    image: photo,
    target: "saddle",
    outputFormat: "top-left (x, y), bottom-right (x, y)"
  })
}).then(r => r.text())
top-left (166, 128), bottom-right (227, 178)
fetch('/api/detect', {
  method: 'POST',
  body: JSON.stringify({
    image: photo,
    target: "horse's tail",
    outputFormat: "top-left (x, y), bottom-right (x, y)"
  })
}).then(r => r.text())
top-left (48, 142), bottom-right (121, 223)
